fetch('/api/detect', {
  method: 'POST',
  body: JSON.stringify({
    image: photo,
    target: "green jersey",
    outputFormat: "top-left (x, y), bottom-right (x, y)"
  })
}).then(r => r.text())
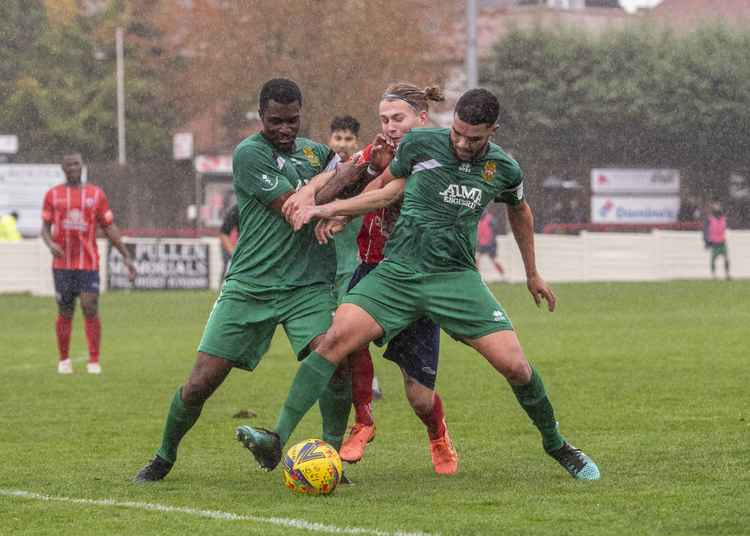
top-left (333, 215), bottom-right (363, 276)
top-left (227, 132), bottom-right (336, 289)
top-left (387, 128), bottom-right (524, 273)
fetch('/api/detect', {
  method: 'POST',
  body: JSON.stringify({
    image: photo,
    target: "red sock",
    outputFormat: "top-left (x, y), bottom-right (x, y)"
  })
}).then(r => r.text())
top-left (419, 392), bottom-right (447, 440)
top-left (56, 315), bottom-right (72, 361)
top-left (350, 347), bottom-right (374, 426)
top-left (84, 316), bottom-right (101, 363)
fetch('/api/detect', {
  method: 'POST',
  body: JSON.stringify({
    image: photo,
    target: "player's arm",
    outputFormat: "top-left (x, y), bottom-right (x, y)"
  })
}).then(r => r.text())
top-left (281, 157), bottom-right (365, 222)
top-left (292, 168), bottom-right (405, 231)
top-left (219, 206), bottom-right (239, 255)
top-left (40, 221), bottom-right (63, 257)
top-left (101, 223), bottom-right (137, 281)
top-left (506, 201), bottom-right (556, 312)
top-left (40, 191), bottom-right (63, 257)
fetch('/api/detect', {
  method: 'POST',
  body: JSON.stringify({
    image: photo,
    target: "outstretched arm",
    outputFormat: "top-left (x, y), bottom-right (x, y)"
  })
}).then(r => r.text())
top-left (507, 201), bottom-right (556, 312)
top-left (292, 168), bottom-right (404, 230)
top-left (102, 223), bottom-right (137, 281)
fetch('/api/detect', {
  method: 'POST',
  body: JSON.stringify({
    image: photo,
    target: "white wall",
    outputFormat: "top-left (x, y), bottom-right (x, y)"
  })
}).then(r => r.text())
top-left (2, 231), bottom-right (747, 296)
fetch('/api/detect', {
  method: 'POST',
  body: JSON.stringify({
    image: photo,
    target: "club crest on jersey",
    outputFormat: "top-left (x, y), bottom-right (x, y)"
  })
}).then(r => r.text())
top-left (439, 184), bottom-right (482, 209)
top-left (483, 161), bottom-right (496, 182)
top-left (303, 147), bottom-right (321, 169)
top-left (260, 174), bottom-right (279, 191)
top-left (458, 162), bottom-right (471, 173)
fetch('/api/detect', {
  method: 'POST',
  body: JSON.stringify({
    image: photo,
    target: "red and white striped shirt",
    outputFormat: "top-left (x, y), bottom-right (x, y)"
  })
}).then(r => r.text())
top-left (356, 144), bottom-right (402, 265)
top-left (42, 183), bottom-right (114, 270)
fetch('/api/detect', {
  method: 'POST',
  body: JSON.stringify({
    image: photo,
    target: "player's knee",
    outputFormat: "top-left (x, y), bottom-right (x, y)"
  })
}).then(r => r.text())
top-left (181, 379), bottom-right (210, 406)
top-left (316, 326), bottom-right (349, 359)
top-left (505, 359), bottom-right (532, 385)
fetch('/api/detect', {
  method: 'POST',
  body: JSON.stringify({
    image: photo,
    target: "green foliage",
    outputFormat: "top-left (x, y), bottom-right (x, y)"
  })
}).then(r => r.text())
top-left (483, 25), bottom-right (750, 191)
top-left (1, 281), bottom-right (748, 535)
top-left (0, 1), bottom-right (176, 162)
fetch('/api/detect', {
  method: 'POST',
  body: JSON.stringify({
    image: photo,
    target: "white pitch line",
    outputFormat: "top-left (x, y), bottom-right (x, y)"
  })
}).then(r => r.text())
top-left (0, 489), bottom-right (436, 536)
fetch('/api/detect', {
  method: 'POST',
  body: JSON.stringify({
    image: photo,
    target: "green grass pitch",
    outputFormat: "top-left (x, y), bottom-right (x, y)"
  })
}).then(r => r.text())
top-left (1, 281), bottom-right (748, 535)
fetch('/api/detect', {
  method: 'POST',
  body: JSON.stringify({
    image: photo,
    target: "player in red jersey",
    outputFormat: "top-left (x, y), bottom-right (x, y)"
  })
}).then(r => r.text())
top-left (288, 83), bottom-right (459, 474)
top-left (41, 153), bottom-right (136, 374)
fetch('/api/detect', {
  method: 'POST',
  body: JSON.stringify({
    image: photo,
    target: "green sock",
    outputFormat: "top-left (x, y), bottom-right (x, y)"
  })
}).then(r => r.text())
top-left (511, 365), bottom-right (565, 452)
top-left (318, 367), bottom-right (352, 451)
top-left (155, 387), bottom-right (203, 464)
top-left (275, 351), bottom-right (337, 446)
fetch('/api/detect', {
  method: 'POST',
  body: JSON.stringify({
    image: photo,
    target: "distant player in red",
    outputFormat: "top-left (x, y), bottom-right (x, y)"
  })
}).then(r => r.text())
top-left (41, 153), bottom-right (136, 374)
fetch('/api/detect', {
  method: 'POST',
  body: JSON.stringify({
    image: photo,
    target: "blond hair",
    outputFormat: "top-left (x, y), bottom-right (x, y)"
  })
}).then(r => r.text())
top-left (382, 83), bottom-right (445, 113)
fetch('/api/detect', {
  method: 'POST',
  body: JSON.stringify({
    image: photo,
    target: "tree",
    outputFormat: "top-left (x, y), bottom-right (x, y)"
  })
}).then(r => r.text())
top-left (154, 0), bottom-right (452, 150)
top-left (482, 25), bottom-right (750, 199)
top-left (0, 0), bottom-right (178, 162)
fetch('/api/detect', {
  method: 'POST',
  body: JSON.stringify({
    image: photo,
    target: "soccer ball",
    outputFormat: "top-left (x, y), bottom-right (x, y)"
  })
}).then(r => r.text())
top-left (282, 439), bottom-right (342, 495)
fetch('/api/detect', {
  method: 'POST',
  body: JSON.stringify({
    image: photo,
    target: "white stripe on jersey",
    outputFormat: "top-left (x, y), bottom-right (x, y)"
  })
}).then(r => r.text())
top-left (66, 187), bottom-right (71, 268)
top-left (412, 159), bottom-right (441, 173)
top-left (79, 188), bottom-right (85, 269)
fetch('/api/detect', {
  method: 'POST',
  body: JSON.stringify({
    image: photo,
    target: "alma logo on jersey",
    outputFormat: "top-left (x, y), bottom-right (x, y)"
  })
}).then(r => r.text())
top-left (260, 174), bottom-right (279, 191)
top-left (439, 184), bottom-right (482, 209)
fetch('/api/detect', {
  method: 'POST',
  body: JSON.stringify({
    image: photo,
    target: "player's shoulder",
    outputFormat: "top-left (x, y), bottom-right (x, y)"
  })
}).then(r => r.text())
top-left (402, 127), bottom-right (449, 145)
top-left (84, 183), bottom-right (106, 196)
top-left (234, 133), bottom-right (270, 159)
top-left (486, 143), bottom-right (522, 182)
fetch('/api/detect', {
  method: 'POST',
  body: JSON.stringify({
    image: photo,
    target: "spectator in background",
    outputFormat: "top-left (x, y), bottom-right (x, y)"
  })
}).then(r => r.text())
top-left (219, 204), bottom-right (239, 276)
top-left (704, 200), bottom-right (730, 280)
top-left (476, 210), bottom-right (505, 279)
top-left (328, 115), bottom-right (360, 162)
top-left (0, 211), bottom-right (22, 241)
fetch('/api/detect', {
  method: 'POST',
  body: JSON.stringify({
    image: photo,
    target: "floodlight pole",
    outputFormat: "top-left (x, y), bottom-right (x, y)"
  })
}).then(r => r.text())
top-left (116, 27), bottom-right (126, 165)
top-left (466, 0), bottom-right (478, 90)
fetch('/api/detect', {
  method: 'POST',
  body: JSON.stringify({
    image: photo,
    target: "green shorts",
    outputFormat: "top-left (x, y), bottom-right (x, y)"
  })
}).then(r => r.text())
top-left (342, 260), bottom-right (513, 345)
top-left (711, 243), bottom-right (728, 259)
top-left (198, 279), bottom-right (336, 371)
top-left (334, 270), bottom-right (355, 304)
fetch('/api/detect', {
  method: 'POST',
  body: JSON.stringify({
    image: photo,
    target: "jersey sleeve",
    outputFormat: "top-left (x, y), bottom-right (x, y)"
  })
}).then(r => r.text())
top-left (96, 188), bottom-right (115, 226)
top-left (233, 143), bottom-right (295, 206)
top-left (42, 189), bottom-right (54, 223)
top-left (494, 161), bottom-right (525, 206)
top-left (388, 132), bottom-right (420, 178)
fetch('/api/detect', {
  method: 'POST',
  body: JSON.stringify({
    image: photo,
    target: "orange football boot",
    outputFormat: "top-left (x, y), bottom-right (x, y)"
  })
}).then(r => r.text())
top-left (339, 423), bottom-right (376, 463)
top-left (429, 428), bottom-right (458, 475)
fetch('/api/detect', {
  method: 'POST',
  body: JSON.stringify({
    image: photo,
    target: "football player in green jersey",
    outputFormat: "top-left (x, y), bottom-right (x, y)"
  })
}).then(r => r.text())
top-left (241, 89), bottom-right (600, 481)
top-left (134, 79), bottom-right (365, 483)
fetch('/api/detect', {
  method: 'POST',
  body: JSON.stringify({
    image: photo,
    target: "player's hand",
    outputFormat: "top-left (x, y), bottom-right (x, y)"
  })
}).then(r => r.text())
top-left (527, 272), bottom-right (556, 312)
top-left (314, 217), bottom-right (348, 244)
top-left (369, 134), bottom-right (395, 173)
top-left (282, 185), bottom-right (316, 224)
top-left (124, 258), bottom-right (137, 282)
top-left (292, 204), bottom-right (332, 231)
top-left (49, 243), bottom-right (64, 258)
